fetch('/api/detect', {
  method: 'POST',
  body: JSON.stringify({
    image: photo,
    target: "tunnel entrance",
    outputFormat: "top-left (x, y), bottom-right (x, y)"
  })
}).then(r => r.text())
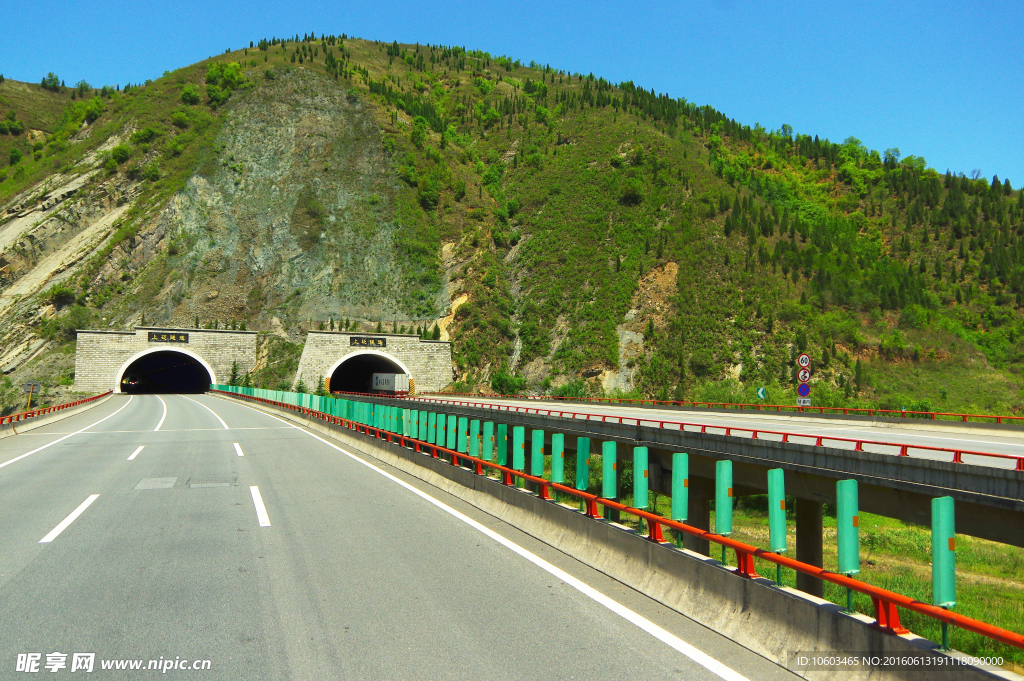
top-left (119, 350), bottom-right (213, 394)
top-left (329, 353), bottom-right (406, 394)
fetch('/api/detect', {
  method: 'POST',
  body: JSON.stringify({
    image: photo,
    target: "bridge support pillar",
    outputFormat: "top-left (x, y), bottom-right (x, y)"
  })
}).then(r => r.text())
top-left (795, 497), bottom-right (824, 598)
top-left (683, 497), bottom-right (711, 556)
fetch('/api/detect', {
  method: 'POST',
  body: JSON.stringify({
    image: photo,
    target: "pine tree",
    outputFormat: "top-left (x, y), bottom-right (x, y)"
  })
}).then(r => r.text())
top-left (431, 324), bottom-right (441, 340)
top-left (376, 320), bottom-right (383, 333)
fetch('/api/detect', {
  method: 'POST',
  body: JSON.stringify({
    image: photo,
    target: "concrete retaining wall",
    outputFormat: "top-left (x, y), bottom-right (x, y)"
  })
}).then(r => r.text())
top-left (212, 393), bottom-right (1020, 681)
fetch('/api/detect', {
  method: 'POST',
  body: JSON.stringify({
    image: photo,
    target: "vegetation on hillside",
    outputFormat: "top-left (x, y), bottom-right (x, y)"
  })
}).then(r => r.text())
top-left (1, 32), bottom-right (1022, 413)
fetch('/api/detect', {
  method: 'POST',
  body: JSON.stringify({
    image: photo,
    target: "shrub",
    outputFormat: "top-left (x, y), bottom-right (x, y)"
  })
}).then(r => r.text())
top-left (180, 84), bottom-right (201, 105)
top-left (84, 98), bottom-right (104, 123)
top-left (45, 284), bottom-right (77, 308)
top-left (689, 349), bottom-right (716, 377)
top-left (0, 121), bottom-right (8, 135)
top-left (41, 72), bottom-right (61, 92)
top-left (142, 164), bottom-right (160, 182)
top-left (206, 84), bottom-right (229, 107)
top-left (130, 126), bottom-right (160, 144)
top-left (551, 379), bottom-right (589, 398)
top-left (110, 144), bottom-right (131, 164)
top-left (620, 178), bottom-right (643, 206)
top-left (491, 372), bottom-right (527, 395)
top-left (9, 148), bottom-right (22, 166)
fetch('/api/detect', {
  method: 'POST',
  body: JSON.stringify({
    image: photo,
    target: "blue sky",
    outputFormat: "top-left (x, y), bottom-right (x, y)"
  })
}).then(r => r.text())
top-left (4, 1), bottom-right (1022, 185)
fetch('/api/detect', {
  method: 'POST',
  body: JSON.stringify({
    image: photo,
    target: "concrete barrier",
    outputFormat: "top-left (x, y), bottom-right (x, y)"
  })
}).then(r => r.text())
top-left (215, 394), bottom-right (1021, 681)
top-left (0, 394), bottom-right (113, 440)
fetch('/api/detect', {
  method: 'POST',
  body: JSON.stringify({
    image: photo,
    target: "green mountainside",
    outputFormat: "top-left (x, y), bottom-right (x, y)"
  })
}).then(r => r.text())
top-left (0, 34), bottom-right (1022, 414)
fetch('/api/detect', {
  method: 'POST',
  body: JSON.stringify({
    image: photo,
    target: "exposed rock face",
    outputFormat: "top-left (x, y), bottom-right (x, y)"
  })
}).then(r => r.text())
top-left (160, 69), bottom-right (442, 327)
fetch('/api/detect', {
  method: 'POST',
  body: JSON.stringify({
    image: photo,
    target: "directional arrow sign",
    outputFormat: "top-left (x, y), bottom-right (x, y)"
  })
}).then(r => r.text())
top-left (797, 353), bottom-right (811, 368)
top-left (797, 368), bottom-right (811, 383)
top-left (756, 387), bottom-right (767, 400)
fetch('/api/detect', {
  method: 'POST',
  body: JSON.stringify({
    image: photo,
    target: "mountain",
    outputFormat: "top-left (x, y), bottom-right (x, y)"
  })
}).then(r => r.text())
top-left (0, 34), bottom-right (1021, 414)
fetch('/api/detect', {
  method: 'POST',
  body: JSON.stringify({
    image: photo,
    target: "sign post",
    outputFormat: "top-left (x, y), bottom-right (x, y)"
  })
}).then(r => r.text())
top-left (797, 353), bottom-right (811, 406)
top-left (23, 381), bottom-right (41, 410)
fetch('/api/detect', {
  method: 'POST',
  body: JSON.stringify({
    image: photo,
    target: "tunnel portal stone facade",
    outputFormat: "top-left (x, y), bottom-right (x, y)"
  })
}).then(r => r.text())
top-left (73, 327), bottom-right (258, 393)
top-left (295, 331), bottom-right (452, 393)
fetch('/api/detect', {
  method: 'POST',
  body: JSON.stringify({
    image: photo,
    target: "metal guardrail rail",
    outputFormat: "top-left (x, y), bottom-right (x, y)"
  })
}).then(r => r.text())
top-left (0, 391), bottom-right (113, 426)
top-left (333, 391), bottom-right (1024, 471)
top-left (420, 391), bottom-right (1024, 426)
top-left (213, 388), bottom-right (1024, 652)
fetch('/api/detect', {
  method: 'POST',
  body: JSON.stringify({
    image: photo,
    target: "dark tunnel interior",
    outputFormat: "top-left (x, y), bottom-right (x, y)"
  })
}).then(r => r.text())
top-left (329, 354), bottom-right (404, 393)
top-left (120, 351), bottom-right (213, 394)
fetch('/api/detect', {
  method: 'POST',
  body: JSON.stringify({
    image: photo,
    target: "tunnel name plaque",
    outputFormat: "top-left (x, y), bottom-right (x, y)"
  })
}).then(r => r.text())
top-left (350, 336), bottom-right (386, 348)
top-left (148, 331), bottom-right (189, 343)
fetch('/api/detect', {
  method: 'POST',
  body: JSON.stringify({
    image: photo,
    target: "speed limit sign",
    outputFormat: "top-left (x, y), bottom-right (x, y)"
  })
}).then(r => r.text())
top-left (798, 368), bottom-right (811, 383)
top-left (797, 353), bottom-right (811, 368)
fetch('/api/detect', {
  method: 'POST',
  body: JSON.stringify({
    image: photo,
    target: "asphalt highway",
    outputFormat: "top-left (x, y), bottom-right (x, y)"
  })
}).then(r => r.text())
top-left (0, 394), bottom-right (799, 680)
top-left (412, 396), bottom-right (1024, 470)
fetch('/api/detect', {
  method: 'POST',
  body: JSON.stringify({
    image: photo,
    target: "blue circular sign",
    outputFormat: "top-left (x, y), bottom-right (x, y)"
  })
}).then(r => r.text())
top-left (797, 383), bottom-right (811, 397)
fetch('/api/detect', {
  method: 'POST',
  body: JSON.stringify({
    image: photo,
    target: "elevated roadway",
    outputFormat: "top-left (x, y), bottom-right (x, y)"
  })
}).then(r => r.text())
top-left (418, 395), bottom-right (1024, 469)
top-left (0, 394), bottom-right (793, 680)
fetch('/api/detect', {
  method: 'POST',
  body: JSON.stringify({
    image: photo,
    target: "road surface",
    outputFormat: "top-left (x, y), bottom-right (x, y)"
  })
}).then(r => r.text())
top-left (0, 393), bottom-right (798, 680)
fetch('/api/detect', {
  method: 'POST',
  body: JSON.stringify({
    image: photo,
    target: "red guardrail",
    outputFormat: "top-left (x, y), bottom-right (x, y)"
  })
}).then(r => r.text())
top-left (0, 391), bottom-right (113, 426)
top-left (332, 391), bottom-right (1024, 471)
top-left (212, 388), bottom-right (1024, 651)
top-left (418, 391), bottom-right (1024, 426)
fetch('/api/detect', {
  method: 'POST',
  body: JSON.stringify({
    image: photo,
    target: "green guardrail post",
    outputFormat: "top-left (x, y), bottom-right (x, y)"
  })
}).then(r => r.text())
top-left (932, 496), bottom-right (956, 650)
top-left (551, 433), bottom-right (565, 484)
top-left (418, 411), bottom-right (428, 441)
top-left (457, 416), bottom-right (469, 453)
top-left (482, 422), bottom-right (494, 461)
top-left (531, 429), bottom-right (545, 479)
top-left (512, 426), bottom-right (525, 474)
top-left (576, 437), bottom-right (590, 512)
top-left (601, 441), bottom-right (617, 521)
top-left (428, 412), bottom-right (437, 443)
top-left (715, 460), bottom-right (733, 564)
top-left (402, 408), bottom-right (411, 437)
top-left (437, 413), bottom-right (447, 446)
top-left (469, 420), bottom-right (480, 458)
top-left (768, 468), bottom-right (787, 584)
top-left (496, 424), bottom-right (508, 466)
top-left (671, 453), bottom-right (688, 547)
top-left (837, 479), bottom-right (860, 612)
top-left (409, 410), bottom-right (418, 438)
top-left (446, 414), bottom-right (458, 451)
top-left (634, 446), bottom-right (649, 511)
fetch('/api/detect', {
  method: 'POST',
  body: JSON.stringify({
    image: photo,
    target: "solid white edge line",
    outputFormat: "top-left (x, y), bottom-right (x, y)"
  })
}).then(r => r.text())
top-left (154, 395), bottom-right (168, 431)
top-left (127, 445), bottom-right (144, 461)
top-left (0, 396), bottom-right (135, 470)
top-left (39, 494), bottom-right (100, 543)
top-left (222, 398), bottom-right (750, 681)
top-left (181, 395), bottom-right (229, 429)
top-left (249, 486), bottom-right (270, 526)
top-left (233, 442), bottom-right (244, 457)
